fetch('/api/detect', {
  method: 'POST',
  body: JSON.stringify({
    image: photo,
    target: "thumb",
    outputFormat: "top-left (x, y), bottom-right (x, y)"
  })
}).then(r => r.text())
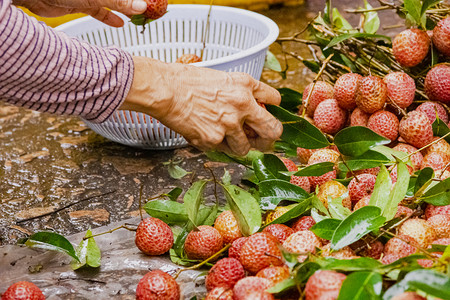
top-left (96, 0), bottom-right (147, 15)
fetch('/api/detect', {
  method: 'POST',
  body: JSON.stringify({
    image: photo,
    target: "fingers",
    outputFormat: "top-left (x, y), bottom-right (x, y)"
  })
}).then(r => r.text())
top-left (95, 0), bottom-right (147, 15)
top-left (85, 7), bottom-right (125, 27)
top-left (252, 80), bottom-right (281, 106)
top-left (245, 103), bottom-right (283, 141)
top-left (225, 128), bottom-right (251, 156)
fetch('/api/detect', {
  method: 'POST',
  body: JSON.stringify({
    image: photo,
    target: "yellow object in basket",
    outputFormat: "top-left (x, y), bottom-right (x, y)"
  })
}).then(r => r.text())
top-left (20, 7), bottom-right (86, 28)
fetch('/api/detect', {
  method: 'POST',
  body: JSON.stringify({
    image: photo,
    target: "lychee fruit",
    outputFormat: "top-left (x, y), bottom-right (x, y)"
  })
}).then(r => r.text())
top-left (398, 218), bottom-right (437, 248)
top-left (394, 206), bottom-right (414, 219)
top-left (262, 224), bottom-right (294, 243)
top-left (282, 230), bottom-right (322, 262)
top-left (427, 214), bottom-right (450, 239)
top-left (355, 76), bottom-right (388, 113)
top-left (313, 99), bottom-right (347, 134)
top-left (228, 237), bottom-right (247, 261)
top-left (175, 54), bottom-right (202, 64)
top-left (383, 72), bottom-right (415, 108)
top-left (334, 73), bottom-right (362, 110)
top-left (321, 244), bottom-right (358, 259)
top-left (290, 175), bottom-right (311, 193)
top-left (424, 64), bottom-right (450, 103)
top-left (214, 210), bottom-right (242, 244)
top-left (391, 292), bottom-right (426, 300)
top-left (184, 225), bottom-right (224, 260)
top-left (421, 137), bottom-right (450, 163)
top-left (389, 164), bottom-right (414, 184)
top-left (381, 253), bottom-right (401, 264)
top-left (416, 101), bottom-right (449, 124)
top-left (304, 270), bottom-right (346, 300)
top-left (348, 174), bottom-right (377, 203)
top-left (135, 217), bottom-right (174, 256)
top-left (265, 206), bottom-right (290, 224)
top-left (142, 0), bottom-right (168, 20)
top-left (205, 287), bottom-right (234, 300)
top-left (1, 281), bottom-right (45, 300)
top-left (399, 111), bottom-right (434, 148)
top-left (350, 107), bottom-right (370, 127)
top-left (432, 16), bottom-right (450, 57)
top-left (392, 28), bottom-right (430, 67)
top-left (233, 277), bottom-right (271, 300)
top-left (422, 152), bottom-right (446, 172)
top-left (367, 110), bottom-right (399, 141)
top-left (291, 216), bottom-right (316, 232)
top-left (353, 166), bottom-right (380, 176)
top-left (393, 143), bottom-right (423, 170)
top-left (239, 232), bottom-right (284, 274)
top-left (256, 265), bottom-right (290, 287)
top-left (297, 147), bottom-right (318, 164)
top-left (425, 204), bottom-right (450, 219)
top-left (301, 81), bottom-right (334, 117)
top-left (383, 235), bottom-right (418, 258)
top-left (350, 239), bottom-right (384, 259)
top-left (205, 258), bottom-right (245, 291)
top-left (353, 195), bottom-right (371, 211)
top-left (136, 270), bottom-right (180, 300)
top-left (316, 180), bottom-right (351, 209)
top-left (307, 149), bottom-right (340, 189)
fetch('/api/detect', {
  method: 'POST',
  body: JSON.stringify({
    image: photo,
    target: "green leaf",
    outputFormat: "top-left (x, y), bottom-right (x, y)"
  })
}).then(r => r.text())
top-left (264, 51), bottom-right (282, 72)
top-left (222, 184), bottom-right (262, 236)
top-left (432, 118), bottom-right (450, 143)
top-left (311, 218), bottom-right (341, 240)
top-left (25, 232), bottom-right (79, 262)
top-left (253, 154), bottom-right (290, 182)
top-left (421, 0), bottom-right (442, 15)
top-left (197, 204), bottom-right (219, 226)
top-left (338, 271), bottom-right (382, 300)
top-left (321, 257), bottom-right (383, 272)
top-left (165, 187), bottom-right (182, 201)
top-left (332, 8), bottom-right (353, 31)
top-left (331, 206), bottom-right (386, 250)
top-left (259, 179), bottom-right (310, 210)
top-left (325, 33), bottom-right (391, 50)
top-left (205, 150), bottom-right (264, 166)
top-left (403, 0), bottom-right (422, 26)
top-left (368, 165), bottom-right (392, 210)
top-left (167, 163), bottom-right (191, 179)
top-left (363, 0), bottom-right (380, 34)
top-left (222, 169), bottom-right (232, 185)
top-left (431, 44), bottom-right (440, 66)
top-left (334, 127), bottom-right (390, 157)
top-left (419, 178), bottom-right (450, 206)
top-left (183, 180), bottom-right (208, 227)
top-left (384, 162), bottom-right (410, 220)
top-left (130, 14), bottom-right (154, 26)
top-left (383, 269), bottom-right (450, 300)
top-left (378, 254), bottom-right (427, 273)
top-left (294, 261), bottom-right (321, 283)
top-left (371, 145), bottom-right (411, 163)
top-left (264, 198), bottom-right (312, 226)
top-left (144, 200), bottom-right (189, 225)
top-left (266, 278), bottom-right (296, 294)
top-left (328, 193), bottom-right (352, 220)
top-left (278, 88), bottom-right (302, 112)
top-left (294, 162), bottom-right (335, 176)
top-left (274, 141), bottom-right (298, 157)
top-left (414, 167), bottom-right (434, 196)
top-left (71, 229), bottom-right (101, 270)
top-left (338, 150), bottom-right (388, 173)
top-left (267, 105), bottom-right (330, 149)
top-left (324, 0), bottom-right (331, 24)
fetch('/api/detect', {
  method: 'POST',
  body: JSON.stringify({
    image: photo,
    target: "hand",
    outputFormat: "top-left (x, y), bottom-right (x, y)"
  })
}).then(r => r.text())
top-left (13, 0), bottom-right (147, 27)
top-left (120, 56), bottom-right (283, 156)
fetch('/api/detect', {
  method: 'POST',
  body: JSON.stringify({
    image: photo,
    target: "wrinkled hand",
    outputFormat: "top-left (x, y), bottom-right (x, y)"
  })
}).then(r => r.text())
top-left (13, 0), bottom-right (147, 27)
top-left (121, 56), bottom-right (283, 156)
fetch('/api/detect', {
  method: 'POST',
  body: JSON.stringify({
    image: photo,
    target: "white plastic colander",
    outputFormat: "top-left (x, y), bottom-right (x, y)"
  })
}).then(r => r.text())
top-left (57, 5), bottom-right (279, 149)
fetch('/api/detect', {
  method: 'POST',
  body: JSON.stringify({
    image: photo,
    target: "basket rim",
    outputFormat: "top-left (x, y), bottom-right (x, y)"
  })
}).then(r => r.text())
top-left (56, 4), bottom-right (279, 68)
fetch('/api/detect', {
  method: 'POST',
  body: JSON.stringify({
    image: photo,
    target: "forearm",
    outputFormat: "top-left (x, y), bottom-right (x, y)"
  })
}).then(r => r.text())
top-left (0, 0), bottom-right (134, 123)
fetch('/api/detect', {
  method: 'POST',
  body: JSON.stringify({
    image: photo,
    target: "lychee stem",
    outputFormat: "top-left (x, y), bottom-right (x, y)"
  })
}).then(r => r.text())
top-left (139, 184), bottom-right (144, 221)
top-left (387, 97), bottom-right (407, 117)
top-left (173, 244), bottom-right (231, 279)
top-left (84, 224), bottom-right (137, 240)
top-left (405, 132), bottom-right (450, 160)
top-left (339, 153), bottom-right (359, 182)
top-left (438, 162), bottom-right (450, 179)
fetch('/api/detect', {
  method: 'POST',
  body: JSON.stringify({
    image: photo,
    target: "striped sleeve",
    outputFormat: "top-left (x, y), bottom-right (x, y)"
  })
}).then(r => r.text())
top-left (0, 0), bottom-right (134, 123)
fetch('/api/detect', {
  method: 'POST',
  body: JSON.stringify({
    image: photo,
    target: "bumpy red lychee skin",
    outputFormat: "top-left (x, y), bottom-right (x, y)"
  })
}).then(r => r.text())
top-left (297, 147), bottom-right (317, 164)
top-left (392, 29), bottom-right (430, 67)
top-left (301, 81), bottom-right (334, 117)
top-left (425, 204), bottom-right (450, 219)
top-left (307, 149), bottom-right (340, 189)
top-left (282, 230), bottom-right (322, 262)
top-left (350, 239), bottom-right (384, 259)
top-left (383, 72), bottom-right (416, 108)
top-left (399, 111), bottom-right (434, 148)
top-left (136, 270), bottom-right (180, 300)
top-left (281, 158), bottom-right (297, 172)
top-left (353, 195), bottom-right (371, 211)
top-left (348, 174), bottom-right (377, 203)
top-left (422, 137), bottom-right (450, 163)
top-left (262, 224), bottom-right (294, 244)
top-left (214, 210), bottom-right (242, 244)
top-left (233, 277), bottom-right (271, 300)
top-left (395, 206), bottom-right (414, 219)
top-left (239, 232), bottom-right (284, 274)
top-left (135, 217), bottom-right (174, 256)
top-left (381, 253), bottom-right (401, 265)
top-left (389, 164), bottom-right (414, 184)
top-left (256, 266), bottom-right (290, 287)
top-left (291, 216), bottom-right (316, 232)
top-left (175, 54), bottom-right (202, 64)
top-left (384, 235), bottom-right (418, 258)
top-left (317, 180), bottom-right (352, 210)
top-left (321, 244), bottom-right (358, 259)
top-left (398, 218), bottom-right (437, 248)
top-left (184, 225), bottom-right (224, 260)
top-left (350, 107), bottom-right (370, 127)
top-left (1, 281), bottom-right (45, 300)
top-left (367, 110), bottom-right (399, 141)
top-left (143, 0), bottom-right (168, 20)
top-left (393, 143), bottom-right (423, 171)
top-left (304, 270), bottom-right (346, 300)
top-left (205, 258), bottom-right (245, 291)
top-left (334, 73), bottom-right (362, 110)
top-left (353, 166), bottom-right (380, 176)
top-left (392, 292), bottom-right (427, 300)
top-left (432, 17), bottom-right (450, 57)
top-left (422, 152), bottom-right (446, 173)
top-left (425, 64), bottom-right (450, 103)
top-left (313, 99), bottom-right (347, 134)
top-left (290, 175), bottom-right (311, 193)
top-left (355, 76), bottom-right (388, 113)
top-left (228, 237), bottom-right (247, 261)
top-left (427, 214), bottom-right (450, 239)
top-left (416, 101), bottom-right (449, 124)
top-left (205, 287), bottom-right (234, 300)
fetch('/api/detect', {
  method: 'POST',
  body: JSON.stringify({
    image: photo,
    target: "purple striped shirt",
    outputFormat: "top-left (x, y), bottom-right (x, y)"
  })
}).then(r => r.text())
top-left (0, 0), bottom-right (134, 123)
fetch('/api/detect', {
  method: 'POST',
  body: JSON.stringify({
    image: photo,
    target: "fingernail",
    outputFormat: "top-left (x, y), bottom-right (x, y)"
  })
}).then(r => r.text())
top-left (132, 1), bottom-right (147, 13)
